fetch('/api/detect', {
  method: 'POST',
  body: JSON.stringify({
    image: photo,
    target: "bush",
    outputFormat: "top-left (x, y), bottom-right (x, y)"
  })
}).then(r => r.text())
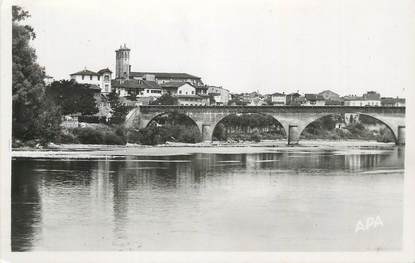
top-left (213, 123), bottom-right (227, 141)
top-left (103, 132), bottom-right (125, 145)
top-left (128, 124), bottom-right (201, 145)
top-left (74, 127), bottom-right (105, 144)
top-left (58, 132), bottom-right (79, 144)
top-left (250, 132), bottom-right (261, 142)
top-left (376, 128), bottom-right (395, 143)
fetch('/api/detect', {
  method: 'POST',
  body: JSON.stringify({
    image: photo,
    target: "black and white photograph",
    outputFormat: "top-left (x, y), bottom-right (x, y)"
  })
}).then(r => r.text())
top-left (0, 0), bottom-right (414, 262)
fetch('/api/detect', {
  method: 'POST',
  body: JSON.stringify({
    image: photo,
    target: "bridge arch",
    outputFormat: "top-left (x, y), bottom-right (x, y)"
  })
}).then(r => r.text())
top-left (211, 113), bottom-right (287, 141)
top-left (141, 111), bottom-right (203, 142)
top-left (297, 113), bottom-right (398, 143)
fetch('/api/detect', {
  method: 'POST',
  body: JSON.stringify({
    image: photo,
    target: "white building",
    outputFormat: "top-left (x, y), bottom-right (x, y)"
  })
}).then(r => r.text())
top-left (270, 92), bottom-right (286, 105)
top-left (160, 82), bottom-right (208, 105)
top-left (111, 79), bottom-right (162, 98)
top-left (137, 80), bottom-right (162, 98)
top-left (343, 96), bottom-right (381, 106)
top-left (70, 68), bottom-right (112, 93)
top-left (207, 86), bottom-right (230, 105)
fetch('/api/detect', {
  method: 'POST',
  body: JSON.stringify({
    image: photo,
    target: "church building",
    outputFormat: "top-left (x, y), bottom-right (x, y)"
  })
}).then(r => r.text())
top-left (112, 44), bottom-right (209, 105)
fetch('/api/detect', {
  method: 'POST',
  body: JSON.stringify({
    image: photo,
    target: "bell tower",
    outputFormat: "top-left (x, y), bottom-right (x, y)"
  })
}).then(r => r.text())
top-left (115, 44), bottom-right (130, 79)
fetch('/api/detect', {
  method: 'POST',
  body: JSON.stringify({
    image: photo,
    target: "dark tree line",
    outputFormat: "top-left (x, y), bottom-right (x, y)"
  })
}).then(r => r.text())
top-left (12, 6), bottom-right (61, 143)
top-left (46, 80), bottom-right (99, 115)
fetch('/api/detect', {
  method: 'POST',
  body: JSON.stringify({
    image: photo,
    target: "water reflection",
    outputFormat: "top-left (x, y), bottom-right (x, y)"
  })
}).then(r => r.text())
top-left (11, 146), bottom-right (404, 251)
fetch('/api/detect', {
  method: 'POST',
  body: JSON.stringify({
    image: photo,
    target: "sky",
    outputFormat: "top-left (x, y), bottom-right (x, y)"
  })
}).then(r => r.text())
top-left (14, 0), bottom-right (415, 97)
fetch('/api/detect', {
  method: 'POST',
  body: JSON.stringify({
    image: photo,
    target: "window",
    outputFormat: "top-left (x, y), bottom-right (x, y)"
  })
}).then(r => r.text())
top-left (98, 76), bottom-right (101, 81)
top-left (104, 75), bottom-right (109, 81)
top-left (82, 75), bottom-right (84, 80)
top-left (179, 90), bottom-right (182, 94)
top-left (192, 91), bottom-right (195, 95)
top-left (147, 90), bottom-right (149, 93)
top-left (105, 84), bottom-right (109, 91)
top-left (90, 75), bottom-right (93, 80)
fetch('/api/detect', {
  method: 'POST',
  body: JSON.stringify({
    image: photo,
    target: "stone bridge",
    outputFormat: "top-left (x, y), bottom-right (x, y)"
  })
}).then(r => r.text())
top-left (125, 106), bottom-right (406, 145)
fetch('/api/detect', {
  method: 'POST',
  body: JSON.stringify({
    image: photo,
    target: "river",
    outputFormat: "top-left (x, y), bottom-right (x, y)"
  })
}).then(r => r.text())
top-left (11, 141), bottom-right (404, 251)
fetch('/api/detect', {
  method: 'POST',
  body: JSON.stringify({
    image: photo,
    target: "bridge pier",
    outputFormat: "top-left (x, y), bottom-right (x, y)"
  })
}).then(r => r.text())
top-left (201, 124), bottom-right (213, 142)
top-left (288, 125), bottom-right (300, 145)
top-left (397, 125), bottom-right (405, 145)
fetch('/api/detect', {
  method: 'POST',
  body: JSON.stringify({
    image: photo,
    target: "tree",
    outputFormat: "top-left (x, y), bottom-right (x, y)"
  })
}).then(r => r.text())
top-left (150, 93), bottom-right (178, 105)
top-left (34, 100), bottom-right (62, 144)
top-left (12, 6), bottom-right (63, 144)
top-left (107, 91), bottom-right (129, 124)
top-left (12, 6), bottom-right (46, 140)
top-left (46, 80), bottom-right (99, 115)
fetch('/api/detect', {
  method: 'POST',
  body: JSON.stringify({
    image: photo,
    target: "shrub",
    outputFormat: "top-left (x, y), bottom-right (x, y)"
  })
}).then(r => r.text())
top-left (58, 132), bottom-right (79, 144)
top-left (213, 123), bottom-right (227, 141)
top-left (74, 127), bottom-right (104, 144)
top-left (376, 128), bottom-right (395, 143)
top-left (113, 125), bottom-right (127, 143)
top-left (250, 132), bottom-right (261, 142)
top-left (103, 132), bottom-right (125, 145)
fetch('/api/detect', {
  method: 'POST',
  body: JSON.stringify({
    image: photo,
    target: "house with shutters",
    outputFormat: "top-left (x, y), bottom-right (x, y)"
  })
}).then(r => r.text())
top-left (70, 68), bottom-right (112, 93)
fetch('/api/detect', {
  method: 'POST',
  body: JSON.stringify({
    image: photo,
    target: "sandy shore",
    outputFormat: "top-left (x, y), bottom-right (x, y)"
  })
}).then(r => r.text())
top-left (11, 140), bottom-right (398, 158)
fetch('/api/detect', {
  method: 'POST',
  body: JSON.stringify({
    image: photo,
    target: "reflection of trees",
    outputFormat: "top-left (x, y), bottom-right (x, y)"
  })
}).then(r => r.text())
top-left (12, 159), bottom-right (42, 251)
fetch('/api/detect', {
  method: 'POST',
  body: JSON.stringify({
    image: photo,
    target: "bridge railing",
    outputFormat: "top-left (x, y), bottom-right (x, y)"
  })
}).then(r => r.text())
top-left (138, 105), bottom-right (405, 114)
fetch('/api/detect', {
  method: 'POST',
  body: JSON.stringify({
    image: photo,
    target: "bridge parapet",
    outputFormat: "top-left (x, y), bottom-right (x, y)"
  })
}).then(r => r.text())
top-left (139, 105), bottom-right (405, 115)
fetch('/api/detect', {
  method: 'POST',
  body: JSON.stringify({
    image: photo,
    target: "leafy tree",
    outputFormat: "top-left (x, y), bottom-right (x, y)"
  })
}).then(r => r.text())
top-left (46, 80), bottom-right (99, 115)
top-left (33, 100), bottom-right (62, 144)
top-left (12, 6), bottom-right (62, 142)
top-left (150, 93), bottom-right (178, 105)
top-left (12, 6), bottom-right (46, 140)
top-left (107, 91), bottom-right (129, 124)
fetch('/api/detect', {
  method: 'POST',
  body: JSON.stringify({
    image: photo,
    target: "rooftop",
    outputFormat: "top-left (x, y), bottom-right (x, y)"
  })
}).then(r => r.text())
top-left (97, 68), bottom-right (112, 74)
top-left (130, 72), bottom-right (201, 80)
top-left (271, 92), bottom-right (285, 96)
top-left (70, 69), bottom-right (99, 76)
top-left (160, 81), bottom-right (192, 88)
top-left (305, 94), bottom-right (325, 101)
top-left (111, 79), bottom-right (161, 90)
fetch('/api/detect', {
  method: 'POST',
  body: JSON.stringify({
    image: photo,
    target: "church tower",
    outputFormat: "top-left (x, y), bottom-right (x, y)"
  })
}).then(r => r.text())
top-left (115, 44), bottom-right (130, 79)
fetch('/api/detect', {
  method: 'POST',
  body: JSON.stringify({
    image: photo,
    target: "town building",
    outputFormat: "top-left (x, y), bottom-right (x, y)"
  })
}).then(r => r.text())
top-left (113, 44), bottom-right (209, 104)
top-left (343, 93), bottom-right (381, 106)
top-left (318, 90), bottom-right (340, 101)
top-left (70, 68), bottom-right (112, 93)
top-left (303, 94), bottom-right (326, 106)
top-left (363, 91), bottom-right (381, 100)
top-left (207, 86), bottom-right (231, 105)
top-left (111, 79), bottom-right (162, 98)
top-left (161, 82), bottom-right (209, 106)
top-left (286, 92), bottom-right (302, 105)
top-left (381, 97), bottom-right (406, 107)
top-left (270, 92), bottom-right (286, 106)
top-left (130, 72), bottom-right (203, 86)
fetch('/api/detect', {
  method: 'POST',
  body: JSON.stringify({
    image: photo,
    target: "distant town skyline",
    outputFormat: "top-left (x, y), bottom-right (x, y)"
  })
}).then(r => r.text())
top-left (15, 0), bottom-right (413, 97)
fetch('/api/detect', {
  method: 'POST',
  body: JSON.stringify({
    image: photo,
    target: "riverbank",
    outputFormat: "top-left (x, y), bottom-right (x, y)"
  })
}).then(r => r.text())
top-left (12, 139), bottom-right (398, 158)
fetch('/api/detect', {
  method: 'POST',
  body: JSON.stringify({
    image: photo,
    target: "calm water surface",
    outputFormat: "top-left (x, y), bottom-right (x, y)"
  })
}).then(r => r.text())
top-left (12, 145), bottom-right (404, 251)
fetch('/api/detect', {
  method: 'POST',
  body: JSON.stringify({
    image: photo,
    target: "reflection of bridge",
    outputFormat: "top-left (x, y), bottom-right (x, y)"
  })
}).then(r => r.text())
top-left (126, 106), bottom-right (406, 145)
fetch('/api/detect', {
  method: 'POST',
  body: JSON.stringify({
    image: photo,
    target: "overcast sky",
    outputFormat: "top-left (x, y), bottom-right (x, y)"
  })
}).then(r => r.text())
top-left (15, 0), bottom-right (414, 97)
